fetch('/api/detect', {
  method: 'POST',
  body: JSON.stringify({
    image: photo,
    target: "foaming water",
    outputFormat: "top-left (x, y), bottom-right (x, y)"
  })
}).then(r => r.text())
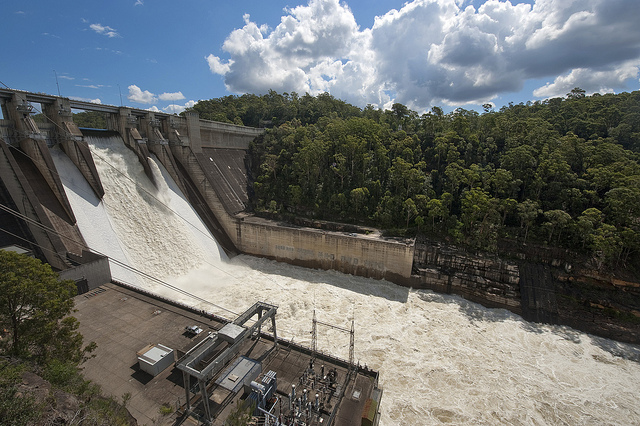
top-left (53, 135), bottom-right (227, 288)
top-left (55, 136), bottom-right (640, 425)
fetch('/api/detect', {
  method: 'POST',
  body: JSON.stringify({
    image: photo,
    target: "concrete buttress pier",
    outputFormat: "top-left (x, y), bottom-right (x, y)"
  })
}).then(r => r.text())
top-left (42, 97), bottom-right (105, 199)
top-left (107, 106), bottom-right (156, 185)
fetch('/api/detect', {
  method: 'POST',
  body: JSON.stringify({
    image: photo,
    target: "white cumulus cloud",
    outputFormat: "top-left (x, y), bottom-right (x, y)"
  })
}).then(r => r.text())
top-left (211, 0), bottom-right (361, 100)
top-left (127, 85), bottom-right (157, 104)
top-left (163, 100), bottom-right (196, 114)
top-left (533, 60), bottom-right (640, 98)
top-left (206, 55), bottom-right (234, 75)
top-left (89, 23), bottom-right (120, 38)
top-left (158, 91), bottom-right (186, 101)
top-left (206, 0), bottom-right (640, 110)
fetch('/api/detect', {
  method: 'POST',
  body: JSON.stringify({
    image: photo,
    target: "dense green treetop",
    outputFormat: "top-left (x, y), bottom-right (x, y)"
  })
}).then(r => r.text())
top-left (191, 89), bottom-right (640, 270)
top-left (72, 110), bottom-right (107, 129)
top-left (0, 250), bottom-right (90, 363)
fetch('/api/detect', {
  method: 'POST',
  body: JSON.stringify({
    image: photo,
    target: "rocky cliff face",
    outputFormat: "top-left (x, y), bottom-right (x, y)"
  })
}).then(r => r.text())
top-left (412, 241), bottom-right (521, 311)
top-left (412, 239), bottom-right (640, 344)
top-left (553, 270), bottom-right (640, 344)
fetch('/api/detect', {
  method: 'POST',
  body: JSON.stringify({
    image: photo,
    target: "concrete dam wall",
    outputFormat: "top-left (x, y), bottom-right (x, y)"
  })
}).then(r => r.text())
top-left (0, 89), bottom-right (414, 290)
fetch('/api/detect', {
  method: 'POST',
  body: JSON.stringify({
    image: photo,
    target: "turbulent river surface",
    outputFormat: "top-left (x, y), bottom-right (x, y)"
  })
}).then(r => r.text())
top-left (52, 135), bottom-right (640, 425)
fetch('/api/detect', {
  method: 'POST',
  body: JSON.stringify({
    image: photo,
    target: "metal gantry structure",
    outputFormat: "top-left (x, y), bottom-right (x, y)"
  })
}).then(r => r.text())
top-left (311, 310), bottom-right (355, 371)
top-left (176, 301), bottom-right (278, 423)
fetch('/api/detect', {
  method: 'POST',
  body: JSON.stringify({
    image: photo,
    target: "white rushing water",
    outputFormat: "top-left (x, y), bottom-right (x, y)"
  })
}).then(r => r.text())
top-left (54, 135), bottom-right (640, 425)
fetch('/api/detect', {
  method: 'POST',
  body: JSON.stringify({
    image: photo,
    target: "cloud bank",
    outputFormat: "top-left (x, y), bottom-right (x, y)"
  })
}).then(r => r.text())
top-left (206, 0), bottom-right (640, 110)
top-left (158, 91), bottom-right (186, 101)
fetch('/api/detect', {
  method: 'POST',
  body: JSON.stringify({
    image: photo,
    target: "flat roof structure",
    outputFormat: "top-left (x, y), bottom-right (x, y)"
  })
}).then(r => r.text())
top-left (137, 344), bottom-right (175, 377)
top-left (138, 344), bottom-right (173, 363)
top-left (215, 356), bottom-right (261, 393)
top-left (218, 323), bottom-right (245, 343)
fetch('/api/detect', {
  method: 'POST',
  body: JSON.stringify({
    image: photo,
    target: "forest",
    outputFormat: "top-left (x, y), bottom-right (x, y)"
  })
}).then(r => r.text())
top-left (187, 89), bottom-right (640, 272)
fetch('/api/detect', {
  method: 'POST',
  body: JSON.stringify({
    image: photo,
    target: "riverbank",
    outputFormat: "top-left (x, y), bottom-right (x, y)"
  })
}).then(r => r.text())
top-left (412, 238), bottom-right (640, 344)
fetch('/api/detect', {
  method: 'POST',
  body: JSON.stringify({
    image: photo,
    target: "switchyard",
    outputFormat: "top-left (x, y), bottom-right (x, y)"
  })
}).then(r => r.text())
top-left (74, 282), bottom-right (382, 426)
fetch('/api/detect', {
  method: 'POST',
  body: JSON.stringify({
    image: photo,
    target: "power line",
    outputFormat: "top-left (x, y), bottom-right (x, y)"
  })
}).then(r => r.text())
top-left (0, 202), bottom-right (239, 317)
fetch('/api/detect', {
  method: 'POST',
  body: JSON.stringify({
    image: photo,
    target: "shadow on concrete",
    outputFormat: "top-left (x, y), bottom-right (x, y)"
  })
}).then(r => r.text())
top-left (165, 367), bottom-right (185, 388)
top-left (129, 362), bottom-right (153, 385)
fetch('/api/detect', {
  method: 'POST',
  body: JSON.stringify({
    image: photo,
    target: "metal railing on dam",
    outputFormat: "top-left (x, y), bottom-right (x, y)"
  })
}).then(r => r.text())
top-left (0, 88), bottom-right (263, 150)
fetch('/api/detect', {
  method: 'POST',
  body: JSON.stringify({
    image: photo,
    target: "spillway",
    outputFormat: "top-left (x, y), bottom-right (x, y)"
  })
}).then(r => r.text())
top-left (53, 134), bottom-right (640, 425)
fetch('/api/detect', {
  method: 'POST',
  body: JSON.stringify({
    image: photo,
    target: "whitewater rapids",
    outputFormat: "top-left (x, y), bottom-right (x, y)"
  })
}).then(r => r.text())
top-left (52, 135), bottom-right (640, 425)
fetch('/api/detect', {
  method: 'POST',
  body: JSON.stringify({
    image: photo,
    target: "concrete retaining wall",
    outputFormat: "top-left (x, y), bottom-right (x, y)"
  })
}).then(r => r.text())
top-left (238, 219), bottom-right (414, 283)
top-left (59, 251), bottom-right (111, 293)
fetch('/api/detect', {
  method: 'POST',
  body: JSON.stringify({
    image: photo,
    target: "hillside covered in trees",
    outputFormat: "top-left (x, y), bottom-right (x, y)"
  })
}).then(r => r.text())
top-left (193, 89), bottom-right (640, 273)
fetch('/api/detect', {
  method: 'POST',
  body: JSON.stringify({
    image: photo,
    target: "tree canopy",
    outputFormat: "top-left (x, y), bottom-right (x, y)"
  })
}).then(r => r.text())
top-left (72, 111), bottom-right (107, 129)
top-left (0, 251), bottom-right (131, 425)
top-left (190, 89), bottom-right (640, 271)
top-left (0, 250), bottom-right (88, 363)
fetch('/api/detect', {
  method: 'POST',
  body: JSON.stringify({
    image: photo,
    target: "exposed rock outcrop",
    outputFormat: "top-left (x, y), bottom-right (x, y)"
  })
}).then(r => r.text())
top-left (413, 240), bottom-right (521, 311)
top-left (412, 239), bottom-right (640, 344)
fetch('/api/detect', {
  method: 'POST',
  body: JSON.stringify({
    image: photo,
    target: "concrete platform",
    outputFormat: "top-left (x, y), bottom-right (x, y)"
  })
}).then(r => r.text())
top-left (75, 283), bottom-right (222, 425)
top-left (74, 282), bottom-right (381, 426)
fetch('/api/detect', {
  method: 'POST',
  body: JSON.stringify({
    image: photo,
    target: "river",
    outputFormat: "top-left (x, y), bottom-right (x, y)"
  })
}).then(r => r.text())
top-left (52, 134), bottom-right (640, 425)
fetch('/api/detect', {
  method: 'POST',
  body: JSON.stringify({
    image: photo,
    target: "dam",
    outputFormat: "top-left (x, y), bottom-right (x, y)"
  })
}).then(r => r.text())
top-left (1, 89), bottom-right (640, 425)
top-left (0, 88), bottom-right (414, 291)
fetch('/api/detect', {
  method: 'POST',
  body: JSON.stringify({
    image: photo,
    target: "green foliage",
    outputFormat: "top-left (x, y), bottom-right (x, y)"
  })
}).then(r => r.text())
top-left (0, 254), bottom-right (136, 425)
top-left (73, 111), bottom-right (107, 129)
top-left (159, 402), bottom-right (174, 415)
top-left (0, 251), bottom-right (93, 364)
top-left (225, 398), bottom-right (255, 426)
top-left (42, 358), bottom-right (99, 397)
top-left (0, 360), bottom-right (41, 426)
top-left (197, 89), bottom-right (640, 270)
top-left (188, 90), bottom-right (362, 128)
top-left (0, 357), bottom-right (130, 426)
top-left (82, 395), bottom-right (135, 426)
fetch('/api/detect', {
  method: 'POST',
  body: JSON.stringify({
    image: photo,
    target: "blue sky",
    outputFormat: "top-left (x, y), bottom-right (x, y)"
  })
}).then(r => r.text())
top-left (2, 0), bottom-right (639, 115)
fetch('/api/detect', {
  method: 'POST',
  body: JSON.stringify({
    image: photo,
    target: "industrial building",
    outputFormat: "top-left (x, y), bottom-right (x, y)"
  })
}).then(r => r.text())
top-left (73, 282), bottom-right (382, 425)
